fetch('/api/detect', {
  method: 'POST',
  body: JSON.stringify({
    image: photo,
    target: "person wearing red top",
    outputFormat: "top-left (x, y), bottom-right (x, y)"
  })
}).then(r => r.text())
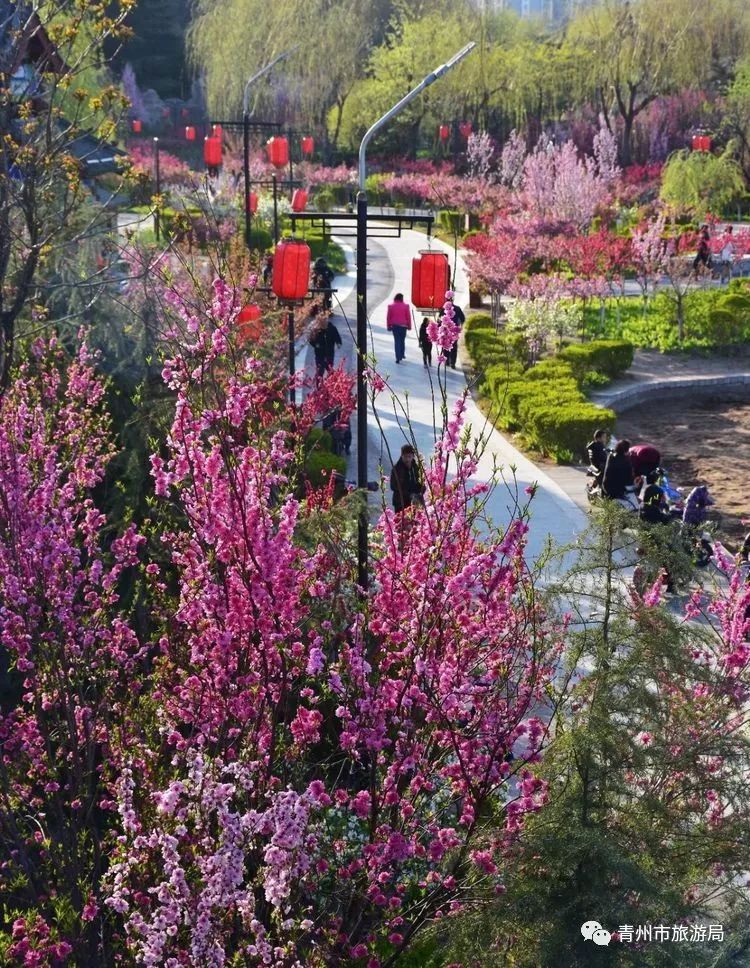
top-left (386, 293), bottom-right (412, 363)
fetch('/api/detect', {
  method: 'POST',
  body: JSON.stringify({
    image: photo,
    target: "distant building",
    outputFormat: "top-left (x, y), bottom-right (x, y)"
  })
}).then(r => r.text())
top-left (477, 0), bottom-right (598, 21)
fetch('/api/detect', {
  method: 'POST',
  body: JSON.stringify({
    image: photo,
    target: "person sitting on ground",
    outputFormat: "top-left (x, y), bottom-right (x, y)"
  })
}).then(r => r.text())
top-left (586, 428), bottom-right (610, 474)
top-left (682, 484), bottom-right (714, 528)
top-left (639, 471), bottom-right (671, 525)
top-left (418, 317), bottom-right (433, 368)
top-left (390, 444), bottom-right (425, 513)
top-left (628, 443), bottom-right (661, 479)
top-left (601, 439), bottom-right (634, 500)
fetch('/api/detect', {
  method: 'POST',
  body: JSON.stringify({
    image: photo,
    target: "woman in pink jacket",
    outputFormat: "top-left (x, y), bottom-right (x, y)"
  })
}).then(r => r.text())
top-left (386, 293), bottom-right (412, 363)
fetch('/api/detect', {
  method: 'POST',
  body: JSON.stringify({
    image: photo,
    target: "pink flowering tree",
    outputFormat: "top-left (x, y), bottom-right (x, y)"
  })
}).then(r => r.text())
top-left (102, 279), bottom-right (560, 967)
top-left (0, 341), bottom-right (146, 964)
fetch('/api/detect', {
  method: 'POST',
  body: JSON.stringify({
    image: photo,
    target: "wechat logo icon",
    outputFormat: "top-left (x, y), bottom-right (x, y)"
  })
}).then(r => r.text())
top-left (581, 921), bottom-right (612, 946)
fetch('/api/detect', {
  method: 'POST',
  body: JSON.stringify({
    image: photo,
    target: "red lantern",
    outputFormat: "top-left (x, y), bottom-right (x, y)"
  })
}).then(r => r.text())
top-left (272, 239), bottom-right (311, 301)
top-left (131, 119), bottom-right (142, 134)
top-left (291, 189), bottom-right (308, 212)
top-left (439, 125), bottom-right (450, 142)
top-left (237, 303), bottom-right (263, 343)
top-left (459, 121), bottom-right (472, 140)
top-left (203, 135), bottom-right (222, 168)
top-left (267, 136), bottom-right (290, 168)
top-left (692, 134), bottom-right (712, 152)
top-left (247, 192), bottom-right (259, 214)
top-left (411, 251), bottom-right (450, 310)
top-left (185, 126), bottom-right (196, 141)
top-left (212, 123), bottom-right (222, 140)
top-left (301, 136), bottom-right (314, 156)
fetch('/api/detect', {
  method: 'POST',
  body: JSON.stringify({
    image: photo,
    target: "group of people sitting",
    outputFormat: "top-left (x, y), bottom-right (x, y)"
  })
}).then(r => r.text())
top-left (586, 429), bottom-right (714, 530)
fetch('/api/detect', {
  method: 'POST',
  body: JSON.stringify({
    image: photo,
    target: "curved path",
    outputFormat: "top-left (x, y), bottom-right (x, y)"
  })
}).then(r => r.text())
top-left (313, 227), bottom-right (587, 563)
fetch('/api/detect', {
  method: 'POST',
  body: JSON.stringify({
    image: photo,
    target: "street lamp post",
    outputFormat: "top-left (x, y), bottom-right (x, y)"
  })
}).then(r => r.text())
top-left (153, 137), bottom-right (161, 243)
top-left (242, 46), bottom-right (299, 250)
top-left (355, 42), bottom-right (475, 590)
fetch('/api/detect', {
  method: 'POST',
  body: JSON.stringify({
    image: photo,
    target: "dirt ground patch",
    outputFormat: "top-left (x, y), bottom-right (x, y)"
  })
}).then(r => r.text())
top-left (616, 395), bottom-right (750, 548)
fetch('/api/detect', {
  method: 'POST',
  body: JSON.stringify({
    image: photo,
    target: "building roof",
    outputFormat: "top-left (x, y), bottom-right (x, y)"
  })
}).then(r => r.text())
top-left (0, 1), bottom-right (67, 75)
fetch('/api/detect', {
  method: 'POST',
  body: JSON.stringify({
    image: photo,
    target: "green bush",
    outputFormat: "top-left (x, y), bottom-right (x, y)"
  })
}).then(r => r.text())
top-left (464, 319), bottom-right (630, 461)
top-left (249, 226), bottom-right (273, 252)
top-left (305, 428), bottom-right (333, 453)
top-left (304, 450), bottom-right (346, 488)
top-left (464, 312), bottom-right (495, 335)
top-left (526, 404), bottom-right (617, 462)
top-left (558, 340), bottom-right (633, 381)
top-left (438, 209), bottom-right (462, 235)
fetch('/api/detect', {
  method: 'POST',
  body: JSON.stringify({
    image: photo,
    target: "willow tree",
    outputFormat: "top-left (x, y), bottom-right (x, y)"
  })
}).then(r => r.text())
top-left (564, 0), bottom-right (750, 165)
top-left (187, 0), bottom-right (390, 153)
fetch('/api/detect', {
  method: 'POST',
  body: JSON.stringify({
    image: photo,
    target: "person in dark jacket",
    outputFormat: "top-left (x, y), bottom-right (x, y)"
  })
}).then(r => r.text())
top-left (601, 439), bottom-right (634, 499)
top-left (313, 257), bottom-right (335, 309)
top-left (639, 471), bottom-right (671, 525)
top-left (586, 429), bottom-right (610, 474)
top-left (439, 296), bottom-right (466, 369)
top-left (390, 444), bottom-right (425, 513)
top-left (418, 317), bottom-right (433, 367)
top-left (309, 315), bottom-right (342, 378)
top-left (629, 443), bottom-right (661, 478)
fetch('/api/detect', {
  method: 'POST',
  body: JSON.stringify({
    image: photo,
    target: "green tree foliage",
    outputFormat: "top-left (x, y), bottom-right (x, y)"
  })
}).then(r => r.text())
top-left (564, 0), bottom-right (750, 165)
top-left (430, 505), bottom-right (750, 966)
top-left (660, 149), bottom-right (746, 218)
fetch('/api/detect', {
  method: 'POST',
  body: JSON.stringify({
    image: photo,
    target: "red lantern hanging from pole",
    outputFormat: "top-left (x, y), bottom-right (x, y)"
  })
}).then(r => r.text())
top-left (203, 135), bottom-right (222, 168)
top-left (185, 126), bottom-right (196, 142)
top-left (131, 119), bottom-right (142, 134)
top-left (247, 192), bottom-right (258, 214)
top-left (692, 134), bottom-right (712, 152)
top-left (291, 189), bottom-right (308, 212)
top-left (237, 303), bottom-right (263, 343)
top-left (301, 136), bottom-right (314, 157)
top-left (272, 239), bottom-right (311, 301)
top-left (267, 136), bottom-right (290, 168)
top-left (459, 121), bottom-right (472, 140)
top-left (438, 125), bottom-right (450, 142)
top-left (411, 251), bottom-right (450, 310)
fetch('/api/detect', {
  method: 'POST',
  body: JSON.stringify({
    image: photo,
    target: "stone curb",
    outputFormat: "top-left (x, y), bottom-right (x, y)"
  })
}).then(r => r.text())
top-left (590, 373), bottom-right (750, 413)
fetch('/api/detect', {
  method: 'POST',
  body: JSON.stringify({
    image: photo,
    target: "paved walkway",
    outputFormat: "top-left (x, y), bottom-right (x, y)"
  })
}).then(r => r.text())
top-left (317, 229), bottom-right (587, 564)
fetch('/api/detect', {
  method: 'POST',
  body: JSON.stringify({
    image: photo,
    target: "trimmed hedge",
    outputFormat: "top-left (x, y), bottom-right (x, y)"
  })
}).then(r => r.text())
top-left (303, 428), bottom-right (346, 489)
top-left (465, 326), bottom-right (627, 461)
top-left (558, 340), bottom-right (634, 381)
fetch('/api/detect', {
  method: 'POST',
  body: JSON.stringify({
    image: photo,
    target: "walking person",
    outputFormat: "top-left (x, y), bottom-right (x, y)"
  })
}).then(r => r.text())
top-left (693, 226), bottom-right (712, 275)
top-left (390, 444), bottom-right (425, 513)
top-left (439, 294), bottom-right (466, 369)
top-left (418, 317), bottom-right (433, 367)
top-left (719, 226), bottom-right (736, 283)
top-left (386, 293), bottom-right (412, 364)
top-left (313, 257), bottom-right (334, 310)
top-left (309, 312), bottom-right (342, 379)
